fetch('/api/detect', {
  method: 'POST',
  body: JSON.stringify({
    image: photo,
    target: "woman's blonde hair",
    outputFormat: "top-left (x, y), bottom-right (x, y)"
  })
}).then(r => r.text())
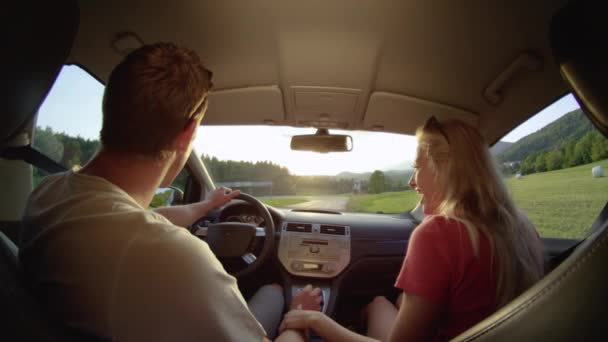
top-left (416, 117), bottom-right (544, 307)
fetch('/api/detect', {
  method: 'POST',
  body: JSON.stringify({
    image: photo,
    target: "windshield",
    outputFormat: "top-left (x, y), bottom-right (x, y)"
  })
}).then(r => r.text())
top-left (32, 67), bottom-right (606, 235)
top-left (193, 127), bottom-right (421, 213)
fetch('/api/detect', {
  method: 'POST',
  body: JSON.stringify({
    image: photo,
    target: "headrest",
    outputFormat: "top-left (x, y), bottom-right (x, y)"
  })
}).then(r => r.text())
top-left (550, 0), bottom-right (608, 137)
top-left (2, 1), bottom-right (79, 144)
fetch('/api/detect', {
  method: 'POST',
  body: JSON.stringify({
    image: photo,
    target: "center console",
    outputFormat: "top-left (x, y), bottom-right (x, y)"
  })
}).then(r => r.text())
top-left (278, 221), bottom-right (351, 278)
top-left (278, 221), bottom-right (351, 313)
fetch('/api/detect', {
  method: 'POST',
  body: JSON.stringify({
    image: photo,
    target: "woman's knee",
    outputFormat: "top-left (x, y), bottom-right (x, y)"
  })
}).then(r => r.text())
top-left (365, 296), bottom-right (399, 341)
top-left (363, 296), bottom-right (390, 320)
top-left (370, 295), bottom-right (391, 308)
top-left (395, 292), bottom-right (404, 309)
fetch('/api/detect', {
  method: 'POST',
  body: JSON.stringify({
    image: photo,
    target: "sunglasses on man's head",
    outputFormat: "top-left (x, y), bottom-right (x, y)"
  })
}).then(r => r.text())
top-left (186, 68), bottom-right (214, 124)
top-left (187, 97), bottom-right (208, 124)
top-left (206, 68), bottom-right (214, 90)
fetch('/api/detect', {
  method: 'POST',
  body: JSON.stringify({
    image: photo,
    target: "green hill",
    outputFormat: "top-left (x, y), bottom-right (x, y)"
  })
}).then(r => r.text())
top-left (499, 109), bottom-right (594, 162)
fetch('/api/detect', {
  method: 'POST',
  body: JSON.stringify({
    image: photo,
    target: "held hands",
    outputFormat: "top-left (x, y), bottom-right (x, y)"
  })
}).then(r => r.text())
top-left (279, 285), bottom-right (325, 335)
top-left (207, 186), bottom-right (240, 209)
top-left (279, 309), bottom-right (327, 334)
top-left (290, 284), bottom-right (323, 311)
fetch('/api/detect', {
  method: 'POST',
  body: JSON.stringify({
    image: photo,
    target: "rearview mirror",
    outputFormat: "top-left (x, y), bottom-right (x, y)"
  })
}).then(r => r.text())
top-left (290, 128), bottom-right (353, 153)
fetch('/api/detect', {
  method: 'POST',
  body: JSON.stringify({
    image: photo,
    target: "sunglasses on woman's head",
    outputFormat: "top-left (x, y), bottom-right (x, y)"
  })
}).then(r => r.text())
top-left (424, 116), bottom-right (450, 144)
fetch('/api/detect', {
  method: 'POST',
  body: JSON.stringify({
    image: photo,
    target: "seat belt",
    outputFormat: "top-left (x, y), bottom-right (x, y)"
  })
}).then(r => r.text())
top-left (548, 201), bottom-right (608, 270)
top-left (0, 145), bottom-right (66, 174)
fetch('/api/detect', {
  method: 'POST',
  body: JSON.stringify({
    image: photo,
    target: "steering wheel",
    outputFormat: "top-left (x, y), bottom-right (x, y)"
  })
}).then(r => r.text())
top-left (194, 193), bottom-right (275, 278)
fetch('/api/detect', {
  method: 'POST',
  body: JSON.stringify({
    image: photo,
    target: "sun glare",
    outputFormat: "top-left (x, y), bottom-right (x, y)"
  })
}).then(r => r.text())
top-left (193, 126), bottom-right (417, 176)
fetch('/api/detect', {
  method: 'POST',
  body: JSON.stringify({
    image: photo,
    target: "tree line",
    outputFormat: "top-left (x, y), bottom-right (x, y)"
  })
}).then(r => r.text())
top-left (32, 127), bottom-right (414, 195)
top-left (203, 155), bottom-right (413, 195)
top-left (498, 108), bottom-right (608, 176)
top-left (498, 109), bottom-right (594, 163)
top-left (32, 126), bottom-right (101, 186)
top-left (367, 170), bottom-right (411, 194)
top-left (501, 130), bottom-right (608, 176)
top-left (34, 126), bottom-right (101, 169)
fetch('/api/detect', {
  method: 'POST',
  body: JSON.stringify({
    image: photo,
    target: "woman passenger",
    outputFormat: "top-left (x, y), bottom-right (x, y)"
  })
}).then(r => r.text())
top-left (279, 117), bottom-right (545, 341)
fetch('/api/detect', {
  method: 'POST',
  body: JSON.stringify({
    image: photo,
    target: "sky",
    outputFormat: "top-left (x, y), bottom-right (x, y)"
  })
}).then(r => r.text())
top-left (501, 94), bottom-right (579, 142)
top-left (36, 65), bottom-right (580, 175)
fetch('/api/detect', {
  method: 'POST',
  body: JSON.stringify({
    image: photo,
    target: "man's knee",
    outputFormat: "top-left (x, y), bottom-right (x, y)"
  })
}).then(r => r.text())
top-left (252, 284), bottom-right (285, 308)
top-left (269, 283), bottom-right (283, 294)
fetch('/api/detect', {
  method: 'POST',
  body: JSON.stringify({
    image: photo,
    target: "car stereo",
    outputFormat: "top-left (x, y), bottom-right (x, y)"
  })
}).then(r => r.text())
top-left (278, 222), bottom-right (351, 278)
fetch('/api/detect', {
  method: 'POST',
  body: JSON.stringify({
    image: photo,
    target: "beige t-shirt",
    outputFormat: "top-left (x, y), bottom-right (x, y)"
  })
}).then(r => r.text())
top-left (20, 171), bottom-right (265, 341)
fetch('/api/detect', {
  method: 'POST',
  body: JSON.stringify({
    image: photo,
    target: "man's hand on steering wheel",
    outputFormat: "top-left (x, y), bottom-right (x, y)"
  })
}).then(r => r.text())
top-left (196, 192), bottom-right (276, 278)
top-left (207, 187), bottom-right (241, 209)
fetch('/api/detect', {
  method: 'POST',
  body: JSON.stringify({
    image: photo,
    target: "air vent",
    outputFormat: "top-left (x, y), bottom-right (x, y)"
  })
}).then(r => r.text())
top-left (320, 225), bottom-right (346, 235)
top-left (286, 223), bottom-right (312, 233)
top-left (291, 209), bottom-right (342, 215)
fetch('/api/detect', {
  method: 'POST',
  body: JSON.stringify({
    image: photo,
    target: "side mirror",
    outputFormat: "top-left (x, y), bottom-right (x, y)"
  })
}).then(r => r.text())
top-left (150, 186), bottom-right (184, 208)
top-left (290, 128), bottom-right (353, 153)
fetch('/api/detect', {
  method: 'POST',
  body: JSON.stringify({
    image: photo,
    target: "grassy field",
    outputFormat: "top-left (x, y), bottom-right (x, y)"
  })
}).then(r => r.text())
top-left (342, 159), bottom-right (607, 238)
top-left (505, 159), bottom-right (608, 239)
top-left (346, 191), bottom-right (421, 214)
top-left (260, 160), bottom-right (606, 239)
top-left (260, 197), bottom-right (308, 207)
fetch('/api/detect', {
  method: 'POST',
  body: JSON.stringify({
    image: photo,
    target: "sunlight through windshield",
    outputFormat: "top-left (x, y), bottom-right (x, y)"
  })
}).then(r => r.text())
top-left (193, 127), bottom-right (421, 213)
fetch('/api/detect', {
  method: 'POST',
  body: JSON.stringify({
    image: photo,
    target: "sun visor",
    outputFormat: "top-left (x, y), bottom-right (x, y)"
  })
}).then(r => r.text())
top-left (363, 92), bottom-right (478, 135)
top-left (202, 86), bottom-right (285, 125)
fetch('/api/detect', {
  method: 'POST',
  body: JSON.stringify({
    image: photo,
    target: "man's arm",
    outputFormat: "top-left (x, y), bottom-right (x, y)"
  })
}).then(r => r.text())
top-left (111, 223), bottom-right (267, 341)
top-left (268, 329), bottom-right (307, 342)
top-left (154, 200), bottom-right (217, 227)
top-left (154, 187), bottom-right (240, 227)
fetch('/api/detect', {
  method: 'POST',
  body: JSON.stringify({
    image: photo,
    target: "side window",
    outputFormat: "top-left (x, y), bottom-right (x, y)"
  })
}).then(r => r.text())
top-left (34, 65), bottom-right (194, 203)
top-left (171, 168), bottom-right (189, 191)
top-left (33, 65), bottom-right (103, 186)
top-left (149, 169), bottom-right (190, 208)
top-left (495, 94), bottom-right (608, 239)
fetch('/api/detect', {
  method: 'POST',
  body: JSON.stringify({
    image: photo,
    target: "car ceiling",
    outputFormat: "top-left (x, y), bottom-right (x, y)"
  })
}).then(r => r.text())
top-left (70, 0), bottom-right (570, 143)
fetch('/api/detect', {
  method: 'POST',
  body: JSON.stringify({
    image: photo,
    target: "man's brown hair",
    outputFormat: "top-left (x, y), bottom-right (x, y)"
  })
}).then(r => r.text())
top-left (101, 43), bottom-right (212, 158)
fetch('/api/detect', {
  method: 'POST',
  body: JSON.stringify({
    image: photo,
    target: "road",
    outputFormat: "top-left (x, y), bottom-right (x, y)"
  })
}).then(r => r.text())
top-left (285, 196), bottom-right (350, 211)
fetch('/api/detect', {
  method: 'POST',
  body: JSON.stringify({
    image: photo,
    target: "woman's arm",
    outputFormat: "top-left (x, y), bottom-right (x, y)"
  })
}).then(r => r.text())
top-left (280, 310), bottom-right (379, 342)
top-left (279, 292), bottom-right (442, 342)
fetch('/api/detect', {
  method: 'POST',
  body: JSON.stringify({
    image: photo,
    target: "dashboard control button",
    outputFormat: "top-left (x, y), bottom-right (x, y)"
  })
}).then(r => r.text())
top-left (309, 245), bottom-right (320, 253)
top-left (323, 263), bottom-right (335, 273)
top-left (291, 262), bottom-right (303, 271)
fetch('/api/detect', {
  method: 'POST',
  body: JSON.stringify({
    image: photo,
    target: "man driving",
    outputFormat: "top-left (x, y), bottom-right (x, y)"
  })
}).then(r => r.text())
top-left (20, 43), bottom-right (319, 341)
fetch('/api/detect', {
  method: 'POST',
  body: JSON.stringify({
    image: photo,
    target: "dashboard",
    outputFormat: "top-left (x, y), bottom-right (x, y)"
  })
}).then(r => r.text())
top-left (215, 201), bottom-right (417, 275)
top-left (219, 204), bottom-right (266, 226)
top-left (225, 213), bottom-right (265, 226)
top-left (278, 221), bottom-right (351, 278)
top-left (209, 200), bottom-right (418, 316)
top-left (206, 200), bottom-right (580, 321)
